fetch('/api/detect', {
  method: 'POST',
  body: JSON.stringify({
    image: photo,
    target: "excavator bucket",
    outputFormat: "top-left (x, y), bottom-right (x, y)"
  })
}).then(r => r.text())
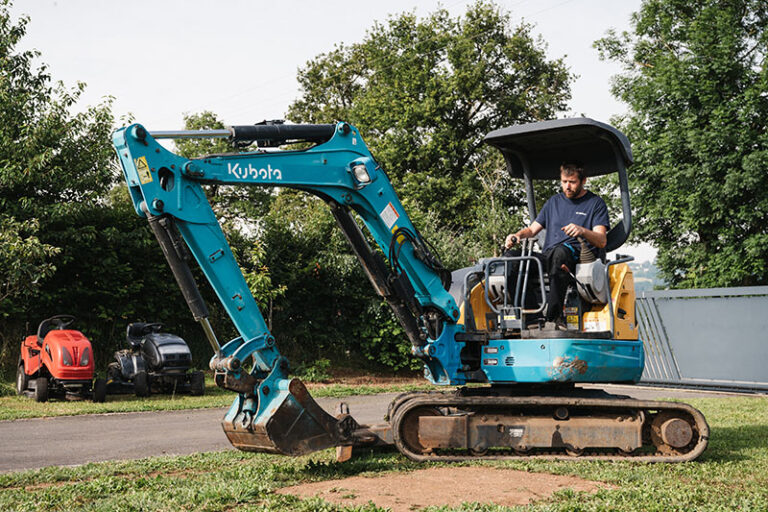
top-left (221, 378), bottom-right (347, 455)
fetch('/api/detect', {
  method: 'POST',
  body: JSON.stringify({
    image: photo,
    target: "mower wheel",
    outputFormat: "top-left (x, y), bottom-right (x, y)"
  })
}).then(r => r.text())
top-left (16, 364), bottom-right (29, 395)
top-left (34, 376), bottom-right (48, 402)
top-left (134, 371), bottom-right (150, 397)
top-left (190, 371), bottom-right (205, 396)
top-left (93, 378), bottom-right (107, 403)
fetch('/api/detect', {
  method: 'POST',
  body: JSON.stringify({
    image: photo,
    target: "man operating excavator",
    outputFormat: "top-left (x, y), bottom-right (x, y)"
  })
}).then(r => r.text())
top-left (504, 162), bottom-right (609, 329)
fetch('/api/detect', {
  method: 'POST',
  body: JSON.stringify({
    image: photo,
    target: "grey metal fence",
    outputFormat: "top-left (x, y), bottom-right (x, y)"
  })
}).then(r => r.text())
top-left (637, 286), bottom-right (768, 392)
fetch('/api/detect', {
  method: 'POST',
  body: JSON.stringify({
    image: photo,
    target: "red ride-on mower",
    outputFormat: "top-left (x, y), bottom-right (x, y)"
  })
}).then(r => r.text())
top-left (17, 315), bottom-right (107, 402)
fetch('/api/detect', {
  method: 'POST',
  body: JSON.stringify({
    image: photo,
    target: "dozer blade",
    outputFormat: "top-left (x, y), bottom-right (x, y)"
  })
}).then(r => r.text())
top-left (222, 378), bottom-right (347, 456)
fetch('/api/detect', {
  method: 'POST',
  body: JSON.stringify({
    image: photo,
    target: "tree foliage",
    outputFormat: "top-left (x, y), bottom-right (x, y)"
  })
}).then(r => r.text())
top-left (0, 216), bottom-right (58, 317)
top-left (0, 2), bottom-right (206, 377)
top-left (0, 2), bottom-right (111, 365)
top-left (0, 0), bottom-right (578, 378)
top-left (227, 1), bottom-right (572, 370)
top-left (270, 1), bottom-right (574, 369)
top-left (596, 0), bottom-right (768, 287)
top-left (0, 2), bottom-right (114, 306)
top-left (288, 0), bottom-right (572, 229)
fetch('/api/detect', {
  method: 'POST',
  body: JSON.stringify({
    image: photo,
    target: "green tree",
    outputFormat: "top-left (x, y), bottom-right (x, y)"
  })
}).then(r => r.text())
top-left (0, 1), bottom-right (115, 371)
top-left (263, 1), bottom-right (575, 371)
top-left (288, 0), bottom-right (572, 229)
top-left (596, 0), bottom-right (768, 287)
top-left (0, 217), bottom-right (58, 319)
top-left (0, 3), bottom-right (208, 377)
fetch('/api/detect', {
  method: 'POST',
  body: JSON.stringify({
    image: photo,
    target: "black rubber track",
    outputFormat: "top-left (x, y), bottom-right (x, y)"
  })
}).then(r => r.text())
top-left (389, 391), bottom-right (709, 463)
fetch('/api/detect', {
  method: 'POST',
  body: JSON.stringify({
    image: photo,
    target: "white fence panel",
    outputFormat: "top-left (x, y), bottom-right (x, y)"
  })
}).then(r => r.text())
top-left (637, 286), bottom-right (768, 391)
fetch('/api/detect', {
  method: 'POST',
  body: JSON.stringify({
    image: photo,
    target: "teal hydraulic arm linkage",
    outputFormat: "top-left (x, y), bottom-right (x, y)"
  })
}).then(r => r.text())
top-left (112, 122), bottom-right (464, 455)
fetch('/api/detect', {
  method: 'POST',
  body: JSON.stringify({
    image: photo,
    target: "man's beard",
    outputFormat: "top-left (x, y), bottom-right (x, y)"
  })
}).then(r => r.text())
top-left (564, 185), bottom-right (583, 198)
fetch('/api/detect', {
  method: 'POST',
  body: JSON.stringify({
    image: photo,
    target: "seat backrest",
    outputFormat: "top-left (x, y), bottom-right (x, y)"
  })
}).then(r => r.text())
top-left (605, 221), bottom-right (629, 254)
top-left (448, 267), bottom-right (475, 308)
top-left (36, 319), bottom-right (53, 345)
top-left (126, 322), bottom-right (148, 347)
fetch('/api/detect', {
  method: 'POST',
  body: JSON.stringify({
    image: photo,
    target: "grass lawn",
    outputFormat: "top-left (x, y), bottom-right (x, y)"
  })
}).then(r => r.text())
top-left (0, 374), bottom-right (435, 421)
top-left (1, 396), bottom-right (767, 511)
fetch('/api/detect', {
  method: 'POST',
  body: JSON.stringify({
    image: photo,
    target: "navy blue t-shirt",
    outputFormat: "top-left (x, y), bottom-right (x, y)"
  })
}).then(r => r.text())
top-left (534, 191), bottom-right (609, 257)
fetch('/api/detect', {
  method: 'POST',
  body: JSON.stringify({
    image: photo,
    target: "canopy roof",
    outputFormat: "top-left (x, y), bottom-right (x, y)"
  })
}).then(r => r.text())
top-left (483, 117), bottom-right (633, 180)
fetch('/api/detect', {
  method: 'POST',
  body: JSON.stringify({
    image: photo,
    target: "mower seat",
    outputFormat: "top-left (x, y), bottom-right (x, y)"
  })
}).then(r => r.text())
top-left (126, 322), bottom-right (148, 349)
top-left (36, 319), bottom-right (53, 346)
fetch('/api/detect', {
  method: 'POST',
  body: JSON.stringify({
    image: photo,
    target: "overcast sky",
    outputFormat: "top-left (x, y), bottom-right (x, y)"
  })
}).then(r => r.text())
top-left (10, 0), bottom-right (655, 261)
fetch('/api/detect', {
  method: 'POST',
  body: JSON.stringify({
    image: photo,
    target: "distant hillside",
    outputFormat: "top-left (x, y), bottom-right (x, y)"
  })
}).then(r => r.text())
top-left (629, 260), bottom-right (667, 292)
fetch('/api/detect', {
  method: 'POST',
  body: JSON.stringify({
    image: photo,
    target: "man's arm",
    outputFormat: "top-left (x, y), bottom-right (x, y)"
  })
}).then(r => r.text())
top-left (561, 223), bottom-right (607, 248)
top-left (505, 221), bottom-right (544, 249)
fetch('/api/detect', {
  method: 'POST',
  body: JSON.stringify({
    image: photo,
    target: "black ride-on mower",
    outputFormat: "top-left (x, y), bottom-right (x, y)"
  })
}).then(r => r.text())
top-left (106, 322), bottom-right (205, 397)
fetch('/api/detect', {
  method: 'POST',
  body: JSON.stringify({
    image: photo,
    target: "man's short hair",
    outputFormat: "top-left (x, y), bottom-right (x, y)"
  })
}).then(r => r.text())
top-left (560, 161), bottom-right (585, 182)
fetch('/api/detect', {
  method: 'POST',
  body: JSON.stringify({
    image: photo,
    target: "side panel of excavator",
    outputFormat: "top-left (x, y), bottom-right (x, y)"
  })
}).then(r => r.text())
top-left (457, 262), bottom-right (643, 384)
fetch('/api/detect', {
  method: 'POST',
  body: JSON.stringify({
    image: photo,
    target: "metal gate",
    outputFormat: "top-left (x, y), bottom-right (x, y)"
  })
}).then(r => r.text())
top-left (637, 286), bottom-right (768, 391)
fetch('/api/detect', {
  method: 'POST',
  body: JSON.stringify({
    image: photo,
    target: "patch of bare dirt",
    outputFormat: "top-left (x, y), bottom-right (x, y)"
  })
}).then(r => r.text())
top-left (276, 466), bottom-right (611, 511)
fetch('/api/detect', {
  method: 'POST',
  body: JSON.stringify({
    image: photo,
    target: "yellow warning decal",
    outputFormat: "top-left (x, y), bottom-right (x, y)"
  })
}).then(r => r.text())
top-left (135, 156), bottom-right (152, 184)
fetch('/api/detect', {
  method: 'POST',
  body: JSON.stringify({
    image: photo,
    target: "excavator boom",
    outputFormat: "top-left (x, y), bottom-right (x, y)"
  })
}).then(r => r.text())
top-left (113, 122), bottom-right (462, 454)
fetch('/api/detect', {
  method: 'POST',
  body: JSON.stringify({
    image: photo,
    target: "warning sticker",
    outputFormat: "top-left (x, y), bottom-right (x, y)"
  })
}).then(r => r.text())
top-left (584, 320), bottom-right (607, 332)
top-left (380, 202), bottom-right (399, 229)
top-left (135, 156), bottom-right (152, 184)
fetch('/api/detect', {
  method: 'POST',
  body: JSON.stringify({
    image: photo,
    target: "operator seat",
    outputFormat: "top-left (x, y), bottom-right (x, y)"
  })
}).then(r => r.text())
top-left (126, 322), bottom-right (148, 349)
top-left (36, 319), bottom-right (53, 345)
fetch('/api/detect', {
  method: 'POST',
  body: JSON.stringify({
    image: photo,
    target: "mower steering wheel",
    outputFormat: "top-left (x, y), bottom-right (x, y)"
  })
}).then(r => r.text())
top-left (48, 315), bottom-right (76, 330)
top-left (142, 322), bottom-right (163, 335)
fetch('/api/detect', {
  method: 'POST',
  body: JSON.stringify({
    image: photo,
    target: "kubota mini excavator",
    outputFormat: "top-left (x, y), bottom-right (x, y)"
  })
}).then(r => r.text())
top-left (112, 118), bottom-right (708, 462)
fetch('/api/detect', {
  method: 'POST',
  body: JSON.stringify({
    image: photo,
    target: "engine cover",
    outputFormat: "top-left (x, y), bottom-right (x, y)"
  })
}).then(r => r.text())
top-left (141, 333), bottom-right (192, 372)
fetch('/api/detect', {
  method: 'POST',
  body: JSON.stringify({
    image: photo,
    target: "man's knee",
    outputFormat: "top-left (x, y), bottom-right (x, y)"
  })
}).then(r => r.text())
top-left (546, 245), bottom-right (576, 274)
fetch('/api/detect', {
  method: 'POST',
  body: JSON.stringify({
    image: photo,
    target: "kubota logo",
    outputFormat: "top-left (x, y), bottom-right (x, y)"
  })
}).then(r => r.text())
top-left (227, 163), bottom-right (282, 180)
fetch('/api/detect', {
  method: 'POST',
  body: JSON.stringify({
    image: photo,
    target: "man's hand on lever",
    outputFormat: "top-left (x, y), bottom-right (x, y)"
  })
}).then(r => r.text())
top-left (504, 233), bottom-right (520, 249)
top-left (561, 223), bottom-right (607, 249)
top-left (561, 223), bottom-right (585, 238)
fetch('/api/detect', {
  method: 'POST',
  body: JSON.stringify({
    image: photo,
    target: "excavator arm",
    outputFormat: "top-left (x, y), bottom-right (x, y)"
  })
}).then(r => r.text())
top-left (112, 121), bottom-right (465, 455)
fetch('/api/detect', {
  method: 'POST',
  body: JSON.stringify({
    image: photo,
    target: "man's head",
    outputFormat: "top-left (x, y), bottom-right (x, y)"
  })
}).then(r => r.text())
top-left (560, 162), bottom-right (586, 199)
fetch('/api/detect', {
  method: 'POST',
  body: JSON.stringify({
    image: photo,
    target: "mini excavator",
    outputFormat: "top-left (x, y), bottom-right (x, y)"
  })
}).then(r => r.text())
top-left (112, 117), bottom-right (708, 462)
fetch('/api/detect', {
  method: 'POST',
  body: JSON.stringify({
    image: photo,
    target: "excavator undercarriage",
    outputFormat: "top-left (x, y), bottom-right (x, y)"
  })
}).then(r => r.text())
top-left (383, 388), bottom-right (709, 462)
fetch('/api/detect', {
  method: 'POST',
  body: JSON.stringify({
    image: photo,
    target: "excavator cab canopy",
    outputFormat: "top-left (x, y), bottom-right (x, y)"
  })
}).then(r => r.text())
top-left (484, 117), bottom-right (632, 253)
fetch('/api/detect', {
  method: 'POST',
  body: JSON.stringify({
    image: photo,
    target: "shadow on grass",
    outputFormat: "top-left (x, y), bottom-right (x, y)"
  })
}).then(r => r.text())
top-left (300, 448), bottom-right (419, 480)
top-left (696, 423), bottom-right (768, 463)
